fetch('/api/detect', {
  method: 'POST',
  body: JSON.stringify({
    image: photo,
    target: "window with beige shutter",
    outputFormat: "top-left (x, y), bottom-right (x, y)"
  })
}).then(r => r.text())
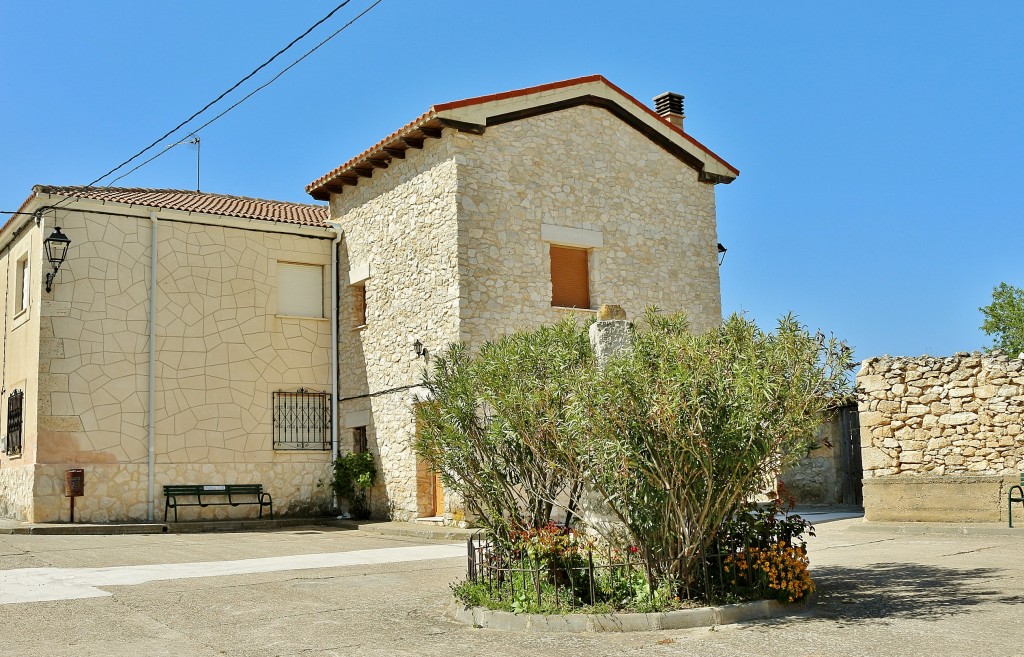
top-left (277, 262), bottom-right (323, 318)
top-left (550, 245), bottom-right (590, 309)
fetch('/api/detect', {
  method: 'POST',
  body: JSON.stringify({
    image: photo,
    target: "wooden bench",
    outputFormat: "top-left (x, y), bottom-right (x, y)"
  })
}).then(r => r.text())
top-left (1010, 475), bottom-right (1024, 528)
top-left (163, 484), bottom-right (273, 522)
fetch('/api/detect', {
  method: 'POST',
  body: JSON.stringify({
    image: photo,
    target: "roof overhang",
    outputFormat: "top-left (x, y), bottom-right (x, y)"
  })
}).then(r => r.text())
top-left (306, 75), bottom-right (739, 201)
top-left (1, 188), bottom-right (333, 252)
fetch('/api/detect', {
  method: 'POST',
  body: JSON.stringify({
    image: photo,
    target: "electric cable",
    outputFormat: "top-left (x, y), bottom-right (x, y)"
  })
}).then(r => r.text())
top-left (85, 0), bottom-right (357, 189)
top-left (106, 0), bottom-right (383, 187)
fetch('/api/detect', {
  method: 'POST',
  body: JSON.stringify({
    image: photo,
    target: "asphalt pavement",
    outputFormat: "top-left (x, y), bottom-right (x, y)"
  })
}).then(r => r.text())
top-left (0, 518), bottom-right (1020, 656)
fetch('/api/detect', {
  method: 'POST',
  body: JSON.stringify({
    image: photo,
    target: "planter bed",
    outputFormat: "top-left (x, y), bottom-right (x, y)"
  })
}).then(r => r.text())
top-left (449, 595), bottom-right (811, 633)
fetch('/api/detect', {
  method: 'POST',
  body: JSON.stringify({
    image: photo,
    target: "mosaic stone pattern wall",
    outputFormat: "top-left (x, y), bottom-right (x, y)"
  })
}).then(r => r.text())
top-left (26, 209), bottom-right (335, 522)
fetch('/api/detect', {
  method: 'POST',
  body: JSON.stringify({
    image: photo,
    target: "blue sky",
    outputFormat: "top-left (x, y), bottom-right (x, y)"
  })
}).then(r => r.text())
top-left (2, 1), bottom-right (1021, 362)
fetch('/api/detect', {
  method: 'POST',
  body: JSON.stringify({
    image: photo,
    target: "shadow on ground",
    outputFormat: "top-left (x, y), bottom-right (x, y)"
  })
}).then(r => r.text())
top-left (800, 562), bottom-right (1024, 623)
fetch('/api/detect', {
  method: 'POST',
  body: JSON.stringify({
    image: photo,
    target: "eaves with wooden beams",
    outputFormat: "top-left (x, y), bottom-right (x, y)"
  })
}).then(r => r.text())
top-left (305, 75), bottom-right (739, 201)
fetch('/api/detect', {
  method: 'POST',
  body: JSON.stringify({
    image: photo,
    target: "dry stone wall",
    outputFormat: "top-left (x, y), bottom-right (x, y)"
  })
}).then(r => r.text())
top-left (857, 352), bottom-right (1024, 478)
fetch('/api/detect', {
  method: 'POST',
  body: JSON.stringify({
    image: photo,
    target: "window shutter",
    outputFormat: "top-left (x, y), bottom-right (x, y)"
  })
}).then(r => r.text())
top-left (18, 258), bottom-right (29, 312)
top-left (277, 263), bottom-right (323, 318)
top-left (550, 245), bottom-right (590, 309)
top-left (351, 284), bottom-right (366, 326)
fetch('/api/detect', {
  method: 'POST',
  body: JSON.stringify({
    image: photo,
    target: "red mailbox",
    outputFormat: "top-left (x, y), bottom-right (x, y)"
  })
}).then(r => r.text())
top-left (64, 469), bottom-right (84, 522)
top-left (64, 469), bottom-right (84, 497)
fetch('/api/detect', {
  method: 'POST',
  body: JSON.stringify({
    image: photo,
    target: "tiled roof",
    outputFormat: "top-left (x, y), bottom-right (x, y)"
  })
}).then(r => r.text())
top-left (34, 186), bottom-right (329, 227)
top-left (306, 75), bottom-right (739, 200)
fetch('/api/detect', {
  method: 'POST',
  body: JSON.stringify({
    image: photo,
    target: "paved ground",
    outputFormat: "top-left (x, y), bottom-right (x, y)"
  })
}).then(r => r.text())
top-left (0, 519), bottom-right (1021, 657)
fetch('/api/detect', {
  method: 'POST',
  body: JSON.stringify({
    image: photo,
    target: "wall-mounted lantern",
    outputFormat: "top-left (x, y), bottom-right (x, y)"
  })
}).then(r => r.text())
top-left (412, 338), bottom-right (427, 359)
top-left (717, 242), bottom-right (727, 267)
top-left (44, 227), bottom-right (72, 292)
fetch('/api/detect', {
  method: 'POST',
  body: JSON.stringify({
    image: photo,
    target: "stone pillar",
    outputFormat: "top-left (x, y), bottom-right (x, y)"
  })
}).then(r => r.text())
top-left (589, 304), bottom-right (632, 367)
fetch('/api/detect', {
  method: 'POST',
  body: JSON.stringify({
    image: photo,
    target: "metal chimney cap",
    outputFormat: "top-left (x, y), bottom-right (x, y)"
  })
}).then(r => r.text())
top-left (653, 91), bottom-right (684, 118)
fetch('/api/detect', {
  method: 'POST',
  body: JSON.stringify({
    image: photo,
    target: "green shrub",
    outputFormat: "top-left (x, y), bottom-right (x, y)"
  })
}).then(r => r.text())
top-left (332, 452), bottom-right (377, 519)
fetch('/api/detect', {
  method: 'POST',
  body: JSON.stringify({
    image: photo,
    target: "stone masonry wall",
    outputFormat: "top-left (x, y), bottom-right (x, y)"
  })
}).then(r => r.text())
top-left (456, 104), bottom-right (722, 346)
top-left (327, 105), bottom-right (725, 523)
top-left (857, 352), bottom-right (1024, 478)
top-left (331, 137), bottom-right (461, 520)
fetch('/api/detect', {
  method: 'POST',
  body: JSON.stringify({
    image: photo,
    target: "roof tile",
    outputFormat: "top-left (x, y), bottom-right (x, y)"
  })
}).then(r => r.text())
top-left (34, 186), bottom-right (329, 227)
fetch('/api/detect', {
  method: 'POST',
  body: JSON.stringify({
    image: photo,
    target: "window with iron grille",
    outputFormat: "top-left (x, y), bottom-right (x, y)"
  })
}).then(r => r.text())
top-left (6, 389), bottom-right (24, 456)
top-left (272, 388), bottom-right (331, 450)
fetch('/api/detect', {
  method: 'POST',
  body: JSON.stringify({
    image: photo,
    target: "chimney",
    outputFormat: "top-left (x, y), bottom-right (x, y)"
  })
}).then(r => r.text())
top-left (653, 91), bottom-right (684, 130)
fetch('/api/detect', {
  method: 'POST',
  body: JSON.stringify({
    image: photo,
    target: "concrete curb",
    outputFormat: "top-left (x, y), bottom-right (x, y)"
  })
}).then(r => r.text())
top-left (335, 519), bottom-right (478, 542)
top-left (0, 517), bottom-right (342, 536)
top-left (845, 521), bottom-right (1024, 537)
top-left (0, 517), bottom-right (480, 539)
top-left (448, 596), bottom-right (809, 633)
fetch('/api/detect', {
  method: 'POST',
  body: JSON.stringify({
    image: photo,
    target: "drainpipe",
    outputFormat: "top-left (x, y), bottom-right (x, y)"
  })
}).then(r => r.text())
top-left (327, 222), bottom-right (343, 463)
top-left (147, 211), bottom-right (158, 522)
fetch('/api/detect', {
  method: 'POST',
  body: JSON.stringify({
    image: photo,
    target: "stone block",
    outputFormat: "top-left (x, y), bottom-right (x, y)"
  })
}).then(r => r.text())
top-left (858, 375), bottom-right (888, 393)
top-left (862, 475), bottom-right (1004, 522)
top-left (939, 412), bottom-right (977, 426)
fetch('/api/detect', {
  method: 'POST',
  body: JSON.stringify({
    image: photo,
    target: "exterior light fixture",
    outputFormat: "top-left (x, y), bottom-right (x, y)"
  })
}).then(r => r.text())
top-left (412, 338), bottom-right (427, 358)
top-left (44, 227), bottom-right (72, 292)
top-left (717, 242), bottom-right (727, 267)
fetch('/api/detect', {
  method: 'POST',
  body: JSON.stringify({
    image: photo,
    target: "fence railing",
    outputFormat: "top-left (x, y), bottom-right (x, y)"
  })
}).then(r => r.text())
top-left (467, 531), bottom-right (652, 609)
top-left (465, 526), bottom-right (808, 608)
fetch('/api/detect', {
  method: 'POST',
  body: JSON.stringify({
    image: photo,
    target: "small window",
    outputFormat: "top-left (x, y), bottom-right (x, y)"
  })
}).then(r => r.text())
top-left (550, 245), bottom-right (590, 309)
top-left (15, 255), bottom-right (29, 315)
top-left (277, 262), bottom-right (324, 318)
top-left (272, 388), bottom-right (331, 450)
top-left (6, 389), bottom-right (24, 456)
top-left (352, 426), bottom-right (368, 453)
top-left (351, 283), bottom-right (367, 327)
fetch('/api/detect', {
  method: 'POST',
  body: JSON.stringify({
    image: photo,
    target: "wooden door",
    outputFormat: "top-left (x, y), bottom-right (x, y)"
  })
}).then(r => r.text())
top-left (415, 404), bottom-right (444, 517)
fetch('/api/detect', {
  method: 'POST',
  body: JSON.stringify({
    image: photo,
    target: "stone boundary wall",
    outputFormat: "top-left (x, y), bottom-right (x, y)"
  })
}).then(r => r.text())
top-left (856, 351), bottom-right (1024, 522)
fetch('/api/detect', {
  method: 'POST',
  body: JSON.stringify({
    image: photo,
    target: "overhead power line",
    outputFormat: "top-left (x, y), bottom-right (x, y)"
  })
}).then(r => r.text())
top-left (106, 0), bottom-right (383, 187)
top-left (85, 0), bottom-right (372, 189)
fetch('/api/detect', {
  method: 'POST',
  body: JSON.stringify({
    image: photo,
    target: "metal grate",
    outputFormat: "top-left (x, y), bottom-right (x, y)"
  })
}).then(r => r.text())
top-left (6, 389), bottom-right (24, 456)
top-left (272, 388), bottom-right (331, 450)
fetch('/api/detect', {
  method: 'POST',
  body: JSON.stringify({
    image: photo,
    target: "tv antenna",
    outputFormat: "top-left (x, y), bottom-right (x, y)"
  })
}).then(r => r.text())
top-left (168, 136), bottom-right (202, 191)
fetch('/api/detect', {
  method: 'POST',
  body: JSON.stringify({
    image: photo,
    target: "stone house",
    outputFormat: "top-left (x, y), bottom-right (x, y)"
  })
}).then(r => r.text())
top-left (0, 186), bottom-right (337, 522)
top-left (1, 75), bottom-right (738, 524)
top-left (307, 75), bottom-right (738, 521)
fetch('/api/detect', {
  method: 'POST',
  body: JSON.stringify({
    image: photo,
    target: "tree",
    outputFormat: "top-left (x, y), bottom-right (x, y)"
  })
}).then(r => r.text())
top-left (980, 282), bottom-right (1024, 356)
top-left (564, 310), bottom-right (853, 592)
top-left (413, 318), bottom-right (591, 539)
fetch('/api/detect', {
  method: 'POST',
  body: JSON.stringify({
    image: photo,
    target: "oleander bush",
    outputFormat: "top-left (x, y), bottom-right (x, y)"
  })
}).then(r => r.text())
top-left (420, 309), bottom-right (850, 610)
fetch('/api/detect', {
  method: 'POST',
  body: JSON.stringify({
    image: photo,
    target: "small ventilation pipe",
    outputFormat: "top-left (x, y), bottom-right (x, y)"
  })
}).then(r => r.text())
top-left (653, 91), bottom-right (685, 130)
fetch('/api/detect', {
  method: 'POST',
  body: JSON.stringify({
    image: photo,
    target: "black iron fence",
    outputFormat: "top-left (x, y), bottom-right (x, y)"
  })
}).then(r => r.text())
top-left (465, 522), bottom-right (811, 609)
top-left (466, 531), bottom-right (652, 610)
